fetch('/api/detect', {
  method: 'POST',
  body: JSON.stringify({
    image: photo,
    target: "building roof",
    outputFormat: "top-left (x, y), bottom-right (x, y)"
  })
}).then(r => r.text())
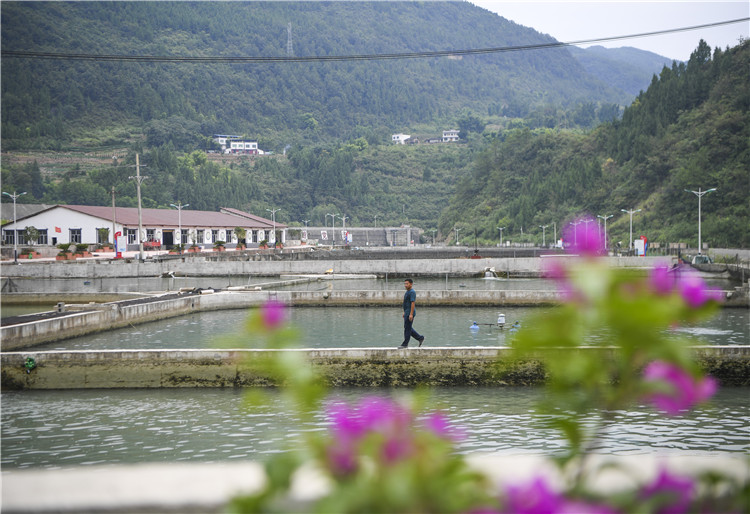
top-left (5, 204), bottom-right (281, 230)
top-left (220, 207), bottom-right (287, 229)
top-left (1, 203), bottom-right (54, 222)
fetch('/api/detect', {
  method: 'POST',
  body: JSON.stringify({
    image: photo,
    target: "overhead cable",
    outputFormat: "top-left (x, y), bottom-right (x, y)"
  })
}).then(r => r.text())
top-left (2, 18), bottom-right (747, 63)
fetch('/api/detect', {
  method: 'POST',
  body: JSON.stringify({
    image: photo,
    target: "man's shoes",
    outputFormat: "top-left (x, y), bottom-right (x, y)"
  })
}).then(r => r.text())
top-left (418, 337), bottom-right (425, 347)
top-left (398, 343), bottom-right (408, 348)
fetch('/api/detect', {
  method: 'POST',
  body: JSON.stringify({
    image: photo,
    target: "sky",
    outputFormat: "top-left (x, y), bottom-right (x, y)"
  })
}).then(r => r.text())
top-left (469, 0), bottom-right (749, 61)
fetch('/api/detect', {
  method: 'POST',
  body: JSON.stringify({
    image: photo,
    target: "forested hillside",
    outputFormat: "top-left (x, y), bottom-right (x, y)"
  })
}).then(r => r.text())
top-left (439, 40), bottom-right (750, 248)
top-left (1, 1), bottom-right (631, 150)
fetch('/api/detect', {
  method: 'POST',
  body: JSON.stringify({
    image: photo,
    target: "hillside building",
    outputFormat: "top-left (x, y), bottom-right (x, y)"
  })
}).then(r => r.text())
top-left (442, 129), bottom-right (460, 142)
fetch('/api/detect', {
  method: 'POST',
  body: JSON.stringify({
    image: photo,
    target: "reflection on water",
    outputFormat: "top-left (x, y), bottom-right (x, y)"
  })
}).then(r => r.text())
top-left (28, 305), bottom-right (748, 352)
top-left (2, 387), bottom-right (748, 469)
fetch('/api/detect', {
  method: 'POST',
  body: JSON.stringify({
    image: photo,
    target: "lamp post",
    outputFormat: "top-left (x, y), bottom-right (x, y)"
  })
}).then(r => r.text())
top-left (266, 208), bottom-right (280, 246)
top-left (570, 220), bottom-right (582, 245)
top-left (597, 214), bottom-right (613, 251)
top-left (2, 190), bottom-right (26, 264)
top-left (685, 187), bottom-right (716, 255)
top-left (337, 214), bottom-right (348, 245)
top-left (496, 226), bottom-right (505, 247)
top-left (621, 208), bottom-right (642, 253)
top-left (431, 229), bottom-right (437, 245)
top-left (170, 202), bottom-right (189, 254)
top-left (455, 227), bottom-right (461, 245)
top-left (373, 215), bottom-right (378, 228)
top-left (326, 213), bottom-right (338, 248)
top-left (538, 225), bottom-right (548, 248)
top-left (581, 218), bottom-right (594, 246)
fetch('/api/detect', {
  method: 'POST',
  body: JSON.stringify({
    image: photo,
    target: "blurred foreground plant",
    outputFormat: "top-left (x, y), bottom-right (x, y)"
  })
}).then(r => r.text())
top-left (229, 236), bottom-right (747, 513)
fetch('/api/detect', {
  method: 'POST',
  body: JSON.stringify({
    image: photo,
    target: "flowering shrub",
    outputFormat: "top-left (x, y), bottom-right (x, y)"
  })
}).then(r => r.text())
top-left (230, 228), bottom-right (748, 513)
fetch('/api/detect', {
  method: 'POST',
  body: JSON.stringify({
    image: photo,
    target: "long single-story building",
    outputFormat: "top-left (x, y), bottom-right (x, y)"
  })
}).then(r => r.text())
top-left (1, 204), bottom-right (287, 250)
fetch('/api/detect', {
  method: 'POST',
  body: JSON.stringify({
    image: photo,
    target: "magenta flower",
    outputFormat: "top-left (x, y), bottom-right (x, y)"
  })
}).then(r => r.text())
top-left (649, 262), bottom-right (675, 295)
top-left (562, 218), bottom-right (604, 257)
top-left (678, 271), bottom-right (722, 308)
top-left (643, 361), bottom-right (717, 416)
top-left (259, 300), bottom-right (287, 328)
top-left (640, 468), bottom-right (694, 514)
top-left (503, 477), bottom-right (616, 514)
top-left (424, 412), bottom-right (465, 442)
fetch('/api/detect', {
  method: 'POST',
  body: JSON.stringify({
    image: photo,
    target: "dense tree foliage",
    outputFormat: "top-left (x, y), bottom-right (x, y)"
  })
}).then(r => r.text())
top-left (1, 1), bottom-right (630, 150)
top-left (440, 40), bottom-right (750, 248)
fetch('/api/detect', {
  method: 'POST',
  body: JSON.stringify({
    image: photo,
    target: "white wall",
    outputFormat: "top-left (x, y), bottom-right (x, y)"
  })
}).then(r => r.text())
top-left (2, 207), bottom-right (122, 246)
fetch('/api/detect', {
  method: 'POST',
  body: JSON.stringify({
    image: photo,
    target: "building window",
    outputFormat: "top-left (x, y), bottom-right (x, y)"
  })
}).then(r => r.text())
top-left (38, 229), bottom-right (48, 245)
top-left (16, 230), bottom-right (26, 245)
top-left (197, 230), bottom-right (204, 244)
top-left (96, 228), bottom-right (108, 245)
top-left (211, 229), bottom-right (219, 242)
top-left (146, 229), bottom-right (155, 242)
top-left (226, 228), bottom-right (234, 242)
top-left (3, 230), bottom-right (14, 245)
top-left (70, 229), bottom-right (82, 244)
top-left (127, 229), bottom-right (137, 244)
top-left (181, 231), bottom-right (188, 245)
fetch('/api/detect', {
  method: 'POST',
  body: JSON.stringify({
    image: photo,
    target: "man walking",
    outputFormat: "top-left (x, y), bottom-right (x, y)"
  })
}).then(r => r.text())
top-left (398, 278), bottom-right (425, 348)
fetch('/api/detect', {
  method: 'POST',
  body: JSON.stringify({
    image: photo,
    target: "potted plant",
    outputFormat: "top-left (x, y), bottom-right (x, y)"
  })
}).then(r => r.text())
top-left (234, 227), bottom-right (247, 250)
top-left (275, 241), bottom-right (283, 249)
top-left (97, 228), bottom-right (113, 251)
top-left (20, 247), bottom-right (41, 259)
top-left (258, 239), bottom-right (269, 249)
top-left (213, 240), bottom-right (226, 252)
top-left (169, 244), bottom-right (184, 255)
top-left (56, 243), bottom-right (73, 260)
top-left (74, 243), bottom-right (91, 257)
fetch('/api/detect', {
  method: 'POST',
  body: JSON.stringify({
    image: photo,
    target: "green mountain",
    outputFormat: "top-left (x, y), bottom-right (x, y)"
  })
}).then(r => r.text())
top-left (439, 40), bottom-right (750, 248)
top-left (569, 46), bottom-right (676, 97)
top-left (2, 1), bottom-right (631, 150)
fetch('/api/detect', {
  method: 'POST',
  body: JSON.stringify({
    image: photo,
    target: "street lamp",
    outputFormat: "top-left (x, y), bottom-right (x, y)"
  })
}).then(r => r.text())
top-left (685, 187), bottom-right (716, 255)
top-left (170, 202), bottom-right (189, 254)
top-left (570, 220), bottom-right (582, 245)
top-left (621, 208), bottom-right (642, 253)
top-left (266, 208), bottom-right (280, 246)
top-left (455, 226), bottom-right (461, 245)
top-left (597, 214), bottom-right (613, 251)
top-left (538, 225), bottom-right (548, 248)
top-left (2, 190), bottom-right (27, 264)
top-left (326, 212), bottom-right (338, 248)
top-left (581, 218), bottom-right (594, 246)
top-left (431, 229), bottom-right (437, 245)
top-left (336, 214), bottom-right (348, 245)
top-left (496, 226), bottom-right (505, 247)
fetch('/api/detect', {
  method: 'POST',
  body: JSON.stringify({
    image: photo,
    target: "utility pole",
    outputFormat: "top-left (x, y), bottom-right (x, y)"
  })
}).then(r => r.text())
top-left (266, 207), bottom-right (280, 245)
top-left (337, 214), bottom-right (348, 245)
top-left (170, 202), bottom-right (189, 254)
top-left (621, 208), bottom-right (642, 254)
top-left (128, 154), bottom-right (148, 261)
top-left (597, 214), bottom-right (613, 251)
top-left (496, 226), bottom-right (505, 247)
top-left (326, 212), bottom-right (338, 249)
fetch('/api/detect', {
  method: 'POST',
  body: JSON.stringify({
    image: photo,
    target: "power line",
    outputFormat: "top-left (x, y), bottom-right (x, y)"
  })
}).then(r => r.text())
top-left (2, 18), bottom-right (747, 63)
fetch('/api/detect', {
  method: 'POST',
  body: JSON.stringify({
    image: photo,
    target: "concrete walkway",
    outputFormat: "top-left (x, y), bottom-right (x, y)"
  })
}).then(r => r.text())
top-left (3, 454), bottom-right (748, 513)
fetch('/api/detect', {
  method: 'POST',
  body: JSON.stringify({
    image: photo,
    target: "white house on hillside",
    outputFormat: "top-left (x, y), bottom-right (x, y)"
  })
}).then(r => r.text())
top-left (391, 133), bottom-right (411, 144)
top-left (442, 129), bottom-right (459, 142)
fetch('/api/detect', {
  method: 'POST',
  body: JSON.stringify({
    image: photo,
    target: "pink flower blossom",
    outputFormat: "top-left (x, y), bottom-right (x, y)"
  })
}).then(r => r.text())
top-left (649, 262), bottom-right (676, 295)
top-left (562, 218), bottom-right (604, 257)
top-left (643, 361), bottom-right (717, 416)
top-left (678, 271), bottom-right (722, 308)
top-left (503, 477), bottom-right (616, 514)
top-left (640, 468), bottom-right (694, 514)
top-left (424, 412), bottom-right (466, 442)
top-left (259, 300), bottom-right (287, 328)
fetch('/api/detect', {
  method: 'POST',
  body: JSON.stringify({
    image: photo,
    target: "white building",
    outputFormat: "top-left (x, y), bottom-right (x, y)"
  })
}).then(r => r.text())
top-left (391, 133), bottom-right (411, 145)
top-left (442, 130), bottom-right (460, 142)
top-left (228, 139), bottom-right (259, 155)
top-left (212, 134), bottom-right (242, 152)
top-left (1, 205), bottom-right (287, 250)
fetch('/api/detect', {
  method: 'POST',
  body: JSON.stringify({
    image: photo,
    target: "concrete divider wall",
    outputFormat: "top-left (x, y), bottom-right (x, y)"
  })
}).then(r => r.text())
top-left (1, 290), bottom-right (565, 350)
top-left (1, 256), bottom-right (668, 279)
top-left (3, 346), bottom-right (749, 390)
